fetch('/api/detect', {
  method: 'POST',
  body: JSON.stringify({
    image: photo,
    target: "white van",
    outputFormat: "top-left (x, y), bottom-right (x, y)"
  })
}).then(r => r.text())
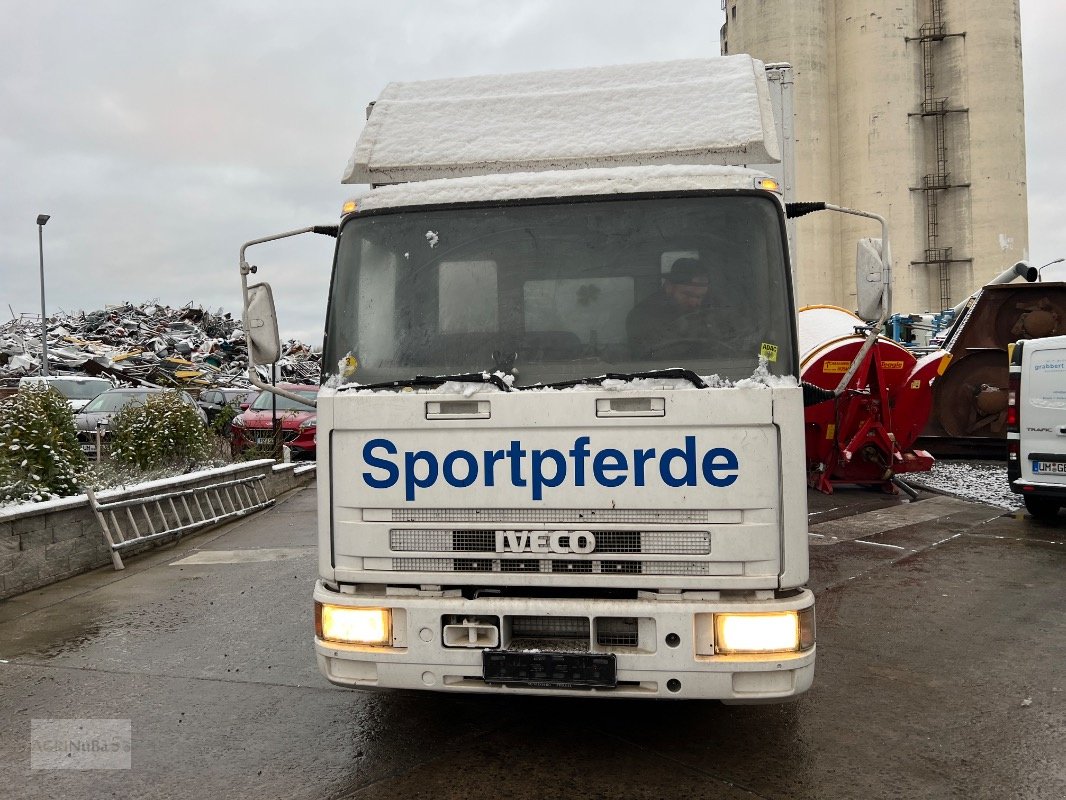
top-left (1007, 335), bottom-right (1066, 519)
top-left (18, 375), bottom-right (114, 412)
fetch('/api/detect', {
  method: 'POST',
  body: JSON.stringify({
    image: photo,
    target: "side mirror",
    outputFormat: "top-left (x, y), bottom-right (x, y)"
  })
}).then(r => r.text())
top-left (245, 282), bottom-right (281, 365)
top-left (855, 238), bottom-right (886, 322)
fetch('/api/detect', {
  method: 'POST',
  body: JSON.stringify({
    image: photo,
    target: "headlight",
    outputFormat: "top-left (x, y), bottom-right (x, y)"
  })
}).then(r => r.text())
top-left (231, 416), bottom-right (246, 427)
top-left (316, 603), bottom-right (391, 645)
top-left (299, 416), bottom-right (317, 430)
top-left (714, 608), bottom-right (815, 654)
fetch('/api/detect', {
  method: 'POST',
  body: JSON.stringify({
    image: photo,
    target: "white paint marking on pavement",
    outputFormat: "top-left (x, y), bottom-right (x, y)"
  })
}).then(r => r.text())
top-left (855, 540), bottom-right (906, 550)
top-left (929, 533), bottom-right (964, 548)
top-left (807, 496), bottom-right (984, 546)
top-left (170, 548), bottom-right (311, 565)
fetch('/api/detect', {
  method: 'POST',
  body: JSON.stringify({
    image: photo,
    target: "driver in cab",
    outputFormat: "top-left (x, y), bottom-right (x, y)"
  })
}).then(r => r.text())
top-left (626, 257), bottom-right (721, 359)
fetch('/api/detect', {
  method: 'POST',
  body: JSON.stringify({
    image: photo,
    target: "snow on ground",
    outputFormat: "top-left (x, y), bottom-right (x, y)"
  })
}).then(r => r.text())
top-left (911, 460), bottom-right (1020, 511)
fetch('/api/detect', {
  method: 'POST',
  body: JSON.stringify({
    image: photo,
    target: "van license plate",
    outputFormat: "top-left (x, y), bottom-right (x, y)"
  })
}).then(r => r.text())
top-left (1033, 461), bottom-right (1066, 474)
top-left (483, 651), bottom-right (616, 689)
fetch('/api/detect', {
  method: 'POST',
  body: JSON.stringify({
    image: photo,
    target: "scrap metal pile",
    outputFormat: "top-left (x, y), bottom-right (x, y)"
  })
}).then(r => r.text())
top-left (0, 302), bottom-right (319, 389)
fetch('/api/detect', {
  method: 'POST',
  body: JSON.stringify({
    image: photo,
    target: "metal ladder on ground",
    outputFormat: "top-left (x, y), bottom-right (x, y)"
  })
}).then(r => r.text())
top-left (87, 474), bottom-right (274, 569)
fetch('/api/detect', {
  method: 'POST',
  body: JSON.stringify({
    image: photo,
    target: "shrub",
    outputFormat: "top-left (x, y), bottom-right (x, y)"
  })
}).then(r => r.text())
top-left (210, 402), bottom-right (239, 437)
top-left (0, 386), bottom-right (87, 503)
top-left (108, 391), bottom-right (211, 471)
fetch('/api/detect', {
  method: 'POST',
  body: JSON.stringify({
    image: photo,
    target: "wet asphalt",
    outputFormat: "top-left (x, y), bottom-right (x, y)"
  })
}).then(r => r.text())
top-left (0, 483), bottom-right (1063, 800)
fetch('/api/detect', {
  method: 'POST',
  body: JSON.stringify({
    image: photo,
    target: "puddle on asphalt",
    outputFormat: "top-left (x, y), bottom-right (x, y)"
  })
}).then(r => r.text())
top-left (2, 601), bottom-right (194, 661)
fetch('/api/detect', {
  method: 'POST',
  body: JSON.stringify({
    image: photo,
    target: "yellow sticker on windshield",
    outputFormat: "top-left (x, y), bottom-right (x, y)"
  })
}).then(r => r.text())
top-left (760, 343), bottom-right (779, 362)
top-left (341, 355), bottom-right (359, 377)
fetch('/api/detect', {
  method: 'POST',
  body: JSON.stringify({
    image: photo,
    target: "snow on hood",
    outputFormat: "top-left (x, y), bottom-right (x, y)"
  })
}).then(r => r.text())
top-left (321, 360), bottom-right (797, 397)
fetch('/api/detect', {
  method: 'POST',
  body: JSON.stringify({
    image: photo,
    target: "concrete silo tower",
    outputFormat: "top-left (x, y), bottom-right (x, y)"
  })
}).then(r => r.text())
top-left (721, 0), bottom-right (1029, 315)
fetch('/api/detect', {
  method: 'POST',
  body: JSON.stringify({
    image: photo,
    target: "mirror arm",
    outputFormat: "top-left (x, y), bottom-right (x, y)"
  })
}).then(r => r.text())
top-left (788, 202), bottom-right (893, 397)
top-left (239, 225), bottom-right (337, 409)
top-left (817, 203), bottom-right (892, 321)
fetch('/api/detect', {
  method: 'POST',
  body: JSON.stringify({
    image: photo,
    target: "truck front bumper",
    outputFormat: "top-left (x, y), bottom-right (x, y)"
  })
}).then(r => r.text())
top-left (313, 581), bottom-right (815, 702)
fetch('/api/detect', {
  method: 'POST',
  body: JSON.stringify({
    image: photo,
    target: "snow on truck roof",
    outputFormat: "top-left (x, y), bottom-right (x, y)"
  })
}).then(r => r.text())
top-left (344, 55), bottom-right (780, 186)
top-left (355, 163), bottom-right (773, 211)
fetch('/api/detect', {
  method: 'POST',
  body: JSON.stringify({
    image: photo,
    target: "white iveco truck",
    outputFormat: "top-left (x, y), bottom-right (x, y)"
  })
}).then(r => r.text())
top-left (241, 56), bottom-right (846, 700)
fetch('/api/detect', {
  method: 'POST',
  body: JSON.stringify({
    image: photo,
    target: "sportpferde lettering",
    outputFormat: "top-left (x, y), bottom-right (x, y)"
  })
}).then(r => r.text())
top-left (360, 435), bottom-right (739, 501)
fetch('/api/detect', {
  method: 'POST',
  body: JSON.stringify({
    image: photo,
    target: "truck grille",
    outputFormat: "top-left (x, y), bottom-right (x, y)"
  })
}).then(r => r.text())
top-left (502, 616), bottom-right (641, 651)
top-left (596, 617), bottom-right (639, 647)
top-left (389, 558), bottom-right (711, 576)
top-left (389, 529), bottom-right (711, 555)
top-left (512, 616), bottom-right (589, 640)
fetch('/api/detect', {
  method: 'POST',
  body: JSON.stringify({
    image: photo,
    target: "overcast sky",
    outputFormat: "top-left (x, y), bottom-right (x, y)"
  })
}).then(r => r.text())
top-left (2, 1), bottom-right (1062, 344)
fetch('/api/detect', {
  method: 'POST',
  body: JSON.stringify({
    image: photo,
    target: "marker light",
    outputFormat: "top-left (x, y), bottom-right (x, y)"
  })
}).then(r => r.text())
top-left (755, 177), bottom-right (781, 193)
top-left (341, 199), bottom-right (359, 215)
top-left (715, 609), bottom-right (815, 654)
top-left (317, 604), bottom-right (391, 645)
top-left (1006, 370), bottom-right (1020, 430)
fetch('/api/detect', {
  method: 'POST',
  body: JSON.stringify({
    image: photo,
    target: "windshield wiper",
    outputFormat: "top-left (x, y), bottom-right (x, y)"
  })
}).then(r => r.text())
top-left (534, 368), bottom-right (708, 390)
top-left (339, 372), bottom-right (514, 392)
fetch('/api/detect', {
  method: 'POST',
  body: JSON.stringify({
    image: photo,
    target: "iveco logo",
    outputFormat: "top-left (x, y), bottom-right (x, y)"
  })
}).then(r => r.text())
top-left (494, 531), bottom-right (596, 555)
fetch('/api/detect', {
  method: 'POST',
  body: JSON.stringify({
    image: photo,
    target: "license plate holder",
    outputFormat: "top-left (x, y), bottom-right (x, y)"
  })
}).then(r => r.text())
top-left (482, 650), bottom-right (617, 689)
top-left (1033, 461), bottom-right (1066, 474)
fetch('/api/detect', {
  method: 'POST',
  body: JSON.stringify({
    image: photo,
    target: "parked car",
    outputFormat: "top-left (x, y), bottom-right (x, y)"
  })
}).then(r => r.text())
top-left (19, 375), bottom-right (114, 412)
top-left (197, 388), bottom-right (258, 426)
top-left (230, 384), bottom-right (319, 460)
top-left (74, 388), bottom-right (207, 457)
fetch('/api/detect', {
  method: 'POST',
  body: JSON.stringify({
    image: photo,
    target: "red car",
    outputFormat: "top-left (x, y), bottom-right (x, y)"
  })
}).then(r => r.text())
top-left (230, 384), bottom-right (319, 460)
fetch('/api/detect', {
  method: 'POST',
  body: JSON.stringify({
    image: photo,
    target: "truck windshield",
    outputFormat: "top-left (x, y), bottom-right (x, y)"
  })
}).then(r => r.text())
top-left (324, 193), bottom-right (795, 386)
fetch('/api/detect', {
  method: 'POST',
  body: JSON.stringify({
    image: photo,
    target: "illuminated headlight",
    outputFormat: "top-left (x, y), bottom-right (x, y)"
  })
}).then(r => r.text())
top-left (316, 603), bottom-right (391, 645)
top-left (714, 608), bottom-right (815, 654)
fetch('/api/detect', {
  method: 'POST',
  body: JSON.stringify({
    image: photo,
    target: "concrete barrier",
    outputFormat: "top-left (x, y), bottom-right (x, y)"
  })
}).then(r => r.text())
top-left (0, 459), bottom-right (315, 600)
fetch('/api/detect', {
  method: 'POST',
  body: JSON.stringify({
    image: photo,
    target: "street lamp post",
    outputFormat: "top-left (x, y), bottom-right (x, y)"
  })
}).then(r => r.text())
top-left (36, 214), bottom-right (50, 377)
top-left (1037, 258), bottom-right (1064, 282)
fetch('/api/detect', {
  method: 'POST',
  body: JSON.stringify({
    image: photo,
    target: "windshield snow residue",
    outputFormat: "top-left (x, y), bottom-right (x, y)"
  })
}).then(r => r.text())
top-left (325, 359), bottom-right (797, 395)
